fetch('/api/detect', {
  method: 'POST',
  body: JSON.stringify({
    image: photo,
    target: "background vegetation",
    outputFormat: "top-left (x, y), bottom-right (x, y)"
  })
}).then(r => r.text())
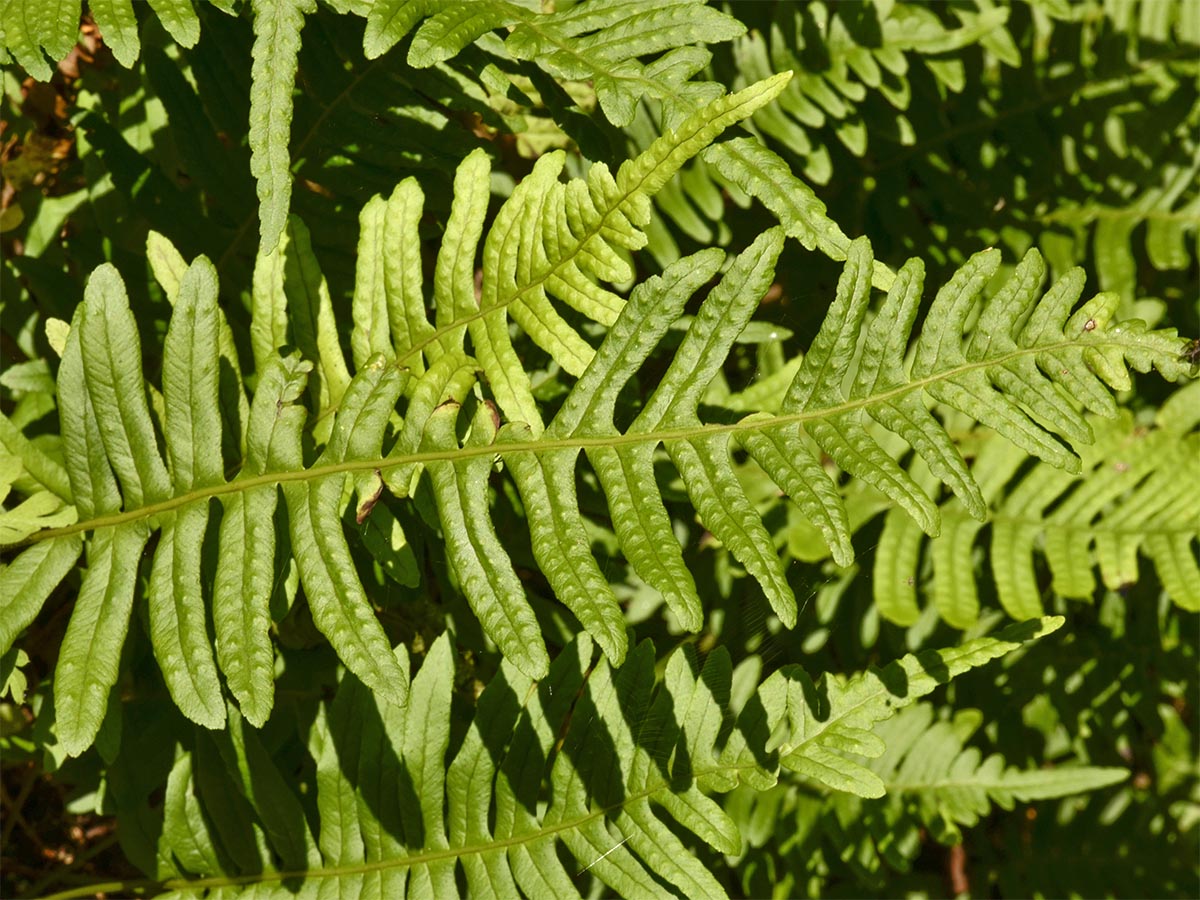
top-left (1, 1), bottom-right (1197, 897)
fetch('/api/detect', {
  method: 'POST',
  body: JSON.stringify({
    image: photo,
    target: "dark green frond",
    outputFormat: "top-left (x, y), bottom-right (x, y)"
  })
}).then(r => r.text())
top-left (875, 381), bottom-right (1200, 626)
top-left (123, 620), bottom-right (1061, 898)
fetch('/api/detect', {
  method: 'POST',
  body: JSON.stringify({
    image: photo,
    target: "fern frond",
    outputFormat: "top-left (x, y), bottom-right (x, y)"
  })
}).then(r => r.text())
top-left (622, 0), bottom-right (1199, 293)
top-left (704, 136), bottom-right (896, 290)
top-left (347, 1), bottom-right (882, 281)
top-left (124, 619), bottom-right (1059, 898)
top-left (0, 481), bottom-right (72, 547)
top-left (854, 0), bottom-right (1200, 283)
top-left (3, 215), bottom-right (1189, 736)
top-left (745, 618), bottom-right (1068, 799)
top-left (0, 0), bottom-right (81, 80)
top-left (0, 255), bottom-right (411, 754)
top-left (611, 0), bottom-right (1018, 269)
top-left (360, 0), bottom-right (746, 127)
top-left (431, 231), bottom-right (1184, 670)
top-left (0, 532), bottom-right (81, 658)
top-left (253, 216), bottom-right (353, 423)
top-left (0, 0), bottom-right (218, 77)
top-left (869, 703), bottom-right (1127, 840)
top-left (725, 696), bottom-right (1130, 895)
top-left (720, 1), bottom-right (1015, 184)
top-left (250, 0), bottom-right (315, 255)
top-left (875, 380), bottom-right (1200, 627)
top-left (1042, 152), bottom-right (1200, 307)
top-left (396, 75), bottom-right (790, 434)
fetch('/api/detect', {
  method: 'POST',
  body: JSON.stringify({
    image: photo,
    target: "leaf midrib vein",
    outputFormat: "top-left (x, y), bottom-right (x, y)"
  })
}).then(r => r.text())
top-left (7, 337), bottom-right (1131, 551)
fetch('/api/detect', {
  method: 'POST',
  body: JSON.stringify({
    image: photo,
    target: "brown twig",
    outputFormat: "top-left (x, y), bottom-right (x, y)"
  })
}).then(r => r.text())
top-left (947, 841), bottom-right (970, 896)
top-left (0, 764), bottom-right (41, 849)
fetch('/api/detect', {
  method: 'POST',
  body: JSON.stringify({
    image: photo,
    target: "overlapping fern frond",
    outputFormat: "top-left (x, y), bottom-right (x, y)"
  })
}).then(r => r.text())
top-left (2, 0), bottom-right (884, 311)
top-left (631, 0), bottom-right (1199, 286)
top-left (345, 0), bottom-right (891, 285)
top-left (619, 0), bottom-right (1021, 257)
top-left (1, 113), bottom-right (1191, 750)
top-left (0, 0), bottom-right (232, 78)
top-left (717, 0), bottom-right (1199, 178)
top-left (867, 702), bottom-right (1126, 836)
top-left (361, 0), bottom-right (745, 126)
top-left (114, 620), bottom-right (1062, 899)
top-left (874, 380), bottom-right (1200, 627)
top-left (718, 0), bottom-right (1019, 185)
top-left (859, 0), bottom-right (1200, 280)
top-left (724, 699), bottom-right (1127, 897)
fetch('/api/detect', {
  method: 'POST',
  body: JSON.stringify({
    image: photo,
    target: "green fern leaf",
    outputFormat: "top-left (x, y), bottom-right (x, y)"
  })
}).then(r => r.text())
top-left (312, 642), bottom-right (411, 895)
top-left (449, 147), bottom-right (546, 431)
top-left (636, 229), bottom-right (798, 627)
top-left (213, 701), bottom-right (323, 873)
top-left (0, 0), bottom-right (56, 80)
top-left (137, 618), bottom-right (1059, 897)
top-left (705, 138), bottom-right (896, 291)
top-left (145, 259), bottom-right (227, 728)
top-left (750, 617), bottom-right (1065, 799)
top-left (717, 1), bottom-right (1013, 183)
top-left (398, 632), bottom-right (458, 894)
top-left (505, 0), bottom-right (746, 126)
top-left (146, 0), bottom-right (200, 48)
top-left (363, 0), bottom-right (433, 59)
top-left (380, 180), bottom-right (437, 370)
top-left (382, 350), bottom-right (480, 498)
top-left (0, 534), bottom-right (81, 657)
top-left (0, 482), bottom-right (72, 547)
top-left (0, 410), bottom-right (72, 502)
top-left (875, 380), bottom-right (1200, 626)
top-left (249, 0), bottom-right (315, 255)
top-left (0, 0), bottom-right (208, 76)
top-left (280, 216), bottom-right (353, 414)
top-left (250, 226), bottom-right (291, 378)
top-left (253, 217), bottom-right (352, 422)
top-left (423, 402), bottom-right (552, 680)
top-left (77, 266), bottom-right (172, 508)
top-left (89, 0), bottom-right (140, 67)
top-left (148, 232), bottom-right (250, 467)
top-left (146, 230), bottom-right (189, 300)
top-left (353, 185), bottom-right (426, 370)
top-left (53, 523), bottom-right (147, 757)
top-left (396, 217), bottom-right (1180, 680)
top-left (212, 354), bottom-right (311, 727)
top-left (147, 504), bottom-right (225, 729)
top-left (162, 749), bottom-right (224, 878)
top-left (408, 0), bottom-right (529, 68)
top-left (161, 258), bottom-right (225, 495)
top-left (0, 440), bottom-right (76, 614)
top-left (873, 704), bottom-right (1127, 841)
top-left (730, 693), bottom-right (1132, 891)
top-left (281, 357), bottom-right (411, 708)
top-left (359, 0), bottom-right (747, 129)
top-left (771, 241), bottom-right (1187, 558)
top-left (550, 249), bottom-right (723, 632)
top-left (28, 0), bottom-right (78, 62)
